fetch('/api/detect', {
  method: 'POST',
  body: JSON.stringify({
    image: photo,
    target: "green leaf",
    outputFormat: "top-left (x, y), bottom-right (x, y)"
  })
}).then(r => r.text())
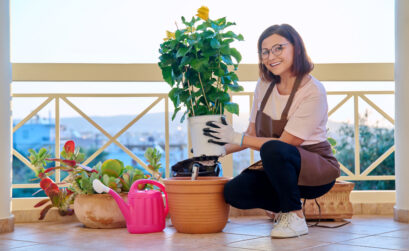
top-left (221, 55), bottom-right (233, 65)
top-left (221, 31), bottom-right (236, 38)
top-left (215, 17), bottom-right (226, 26)
top-left (195, 105), bottom-right (210, 116)
top-left (228, 84), bottom-right (244, 92)
top-left (176, 47), bottom-right (190, 58)
top-left (327, 137), bottom-right (337, 146)
top-left (191, 59), bottom-right (208, 72)
top-left (210, 38), bottom-right (221, 49)
top-left (172, 107), bottom-right (181, 121)
top-left (158, 54), bottom-right (174, 66)
top-left (221, 38), bottom-right (234, 46)
top-left (168, 88), bottom-right (181, 107)
top-left (214, 68), bottom-right (225, 77)
top-left (237, 34), bottom-right (244, 41)
top-left (162, 67), bottom-right (173, 85)
top-left (180, 111), bottom-right (188, 123)
top-left (76, 152), bottom-right (85, 163)
top-left (201, 30), bottom-right (215, 38)
top-left (230, 48), bottom-right (242, 63)
top-left (225, 102), bottom-right (239, 115)
top-left (175, 30), bottom-right (184, 40)
top-left (208, 91), bottom-right (230, 103)
top-left (180, 55), bottom-right (193, 66)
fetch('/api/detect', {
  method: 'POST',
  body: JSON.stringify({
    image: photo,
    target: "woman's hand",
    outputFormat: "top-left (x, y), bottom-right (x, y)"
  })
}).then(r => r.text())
top-left (203, 117), bottom-right (243, 146)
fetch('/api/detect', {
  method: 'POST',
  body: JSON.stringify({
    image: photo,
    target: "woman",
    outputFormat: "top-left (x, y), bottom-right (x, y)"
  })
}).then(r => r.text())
top-left (203, 24), bottom-right (340, 238)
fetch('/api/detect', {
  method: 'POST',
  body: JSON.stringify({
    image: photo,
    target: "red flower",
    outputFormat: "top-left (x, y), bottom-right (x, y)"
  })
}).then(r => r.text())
top-left (39, 178), bottom-right (53, 190)
top-left (64, 140), bottom-right (75, 154)
top-left (45, 183), bottom-right (59, 196)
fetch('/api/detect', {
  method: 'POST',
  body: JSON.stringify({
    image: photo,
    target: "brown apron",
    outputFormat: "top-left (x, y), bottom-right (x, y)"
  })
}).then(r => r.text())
top-left (247, 77), bottom-right (340, 186)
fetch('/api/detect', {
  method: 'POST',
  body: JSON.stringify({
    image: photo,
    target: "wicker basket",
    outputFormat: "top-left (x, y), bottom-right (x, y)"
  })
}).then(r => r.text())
top-left (304, 181), bottom-right (355, 220)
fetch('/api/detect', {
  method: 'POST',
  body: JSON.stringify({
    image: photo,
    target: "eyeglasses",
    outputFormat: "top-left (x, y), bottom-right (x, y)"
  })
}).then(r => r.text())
top-left (260, 43), bottom-right (289, 59)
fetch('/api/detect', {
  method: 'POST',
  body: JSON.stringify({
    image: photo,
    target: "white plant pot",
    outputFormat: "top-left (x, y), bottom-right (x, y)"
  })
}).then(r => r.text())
top-left (188, 115), bottom-right (225, 157)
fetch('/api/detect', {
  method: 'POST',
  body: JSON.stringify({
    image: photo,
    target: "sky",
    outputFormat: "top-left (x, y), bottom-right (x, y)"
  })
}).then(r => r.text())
top-left (10, 0), bottom-right (394, 63)
top-left (10, 0), bottom-right (395, 128)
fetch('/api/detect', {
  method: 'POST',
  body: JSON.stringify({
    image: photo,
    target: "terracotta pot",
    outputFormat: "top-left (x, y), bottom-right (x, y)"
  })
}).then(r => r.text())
top-left (74, 193), bottom-right (127, 228)
top-left (163, 177), bottom-right (230, 234)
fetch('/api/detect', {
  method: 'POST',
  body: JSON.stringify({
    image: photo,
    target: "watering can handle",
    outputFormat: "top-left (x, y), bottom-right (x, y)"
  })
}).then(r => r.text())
top-left (130, 179), bottom-right (169, 216)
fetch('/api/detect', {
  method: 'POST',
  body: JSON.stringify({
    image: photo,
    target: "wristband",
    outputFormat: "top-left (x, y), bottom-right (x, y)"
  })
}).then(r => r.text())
top-left (240, 133), bottom-right (245, 147)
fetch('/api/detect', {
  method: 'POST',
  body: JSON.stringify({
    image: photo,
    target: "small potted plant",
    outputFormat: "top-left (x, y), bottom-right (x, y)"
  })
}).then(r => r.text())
top-left (28, 140), bottom-right (162, 228)
top-left (158, 6), bottom-right (244, 157)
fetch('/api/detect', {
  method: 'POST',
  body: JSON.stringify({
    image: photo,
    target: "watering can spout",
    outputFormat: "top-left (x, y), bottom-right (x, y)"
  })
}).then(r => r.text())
top-left (92, 179), bottom-right (130, 220)
top-left (108, 190), bottom-right (130, 220)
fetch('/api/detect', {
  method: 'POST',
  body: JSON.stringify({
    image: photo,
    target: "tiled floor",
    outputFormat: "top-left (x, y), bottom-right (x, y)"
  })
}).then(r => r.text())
top-left (0, 215), bottom-right (408, 250)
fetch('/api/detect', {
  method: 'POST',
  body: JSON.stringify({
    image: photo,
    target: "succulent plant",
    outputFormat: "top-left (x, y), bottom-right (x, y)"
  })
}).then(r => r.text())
top-left (101, 159), bottom-right (124, 178)
top-left (119, 165), bottom-right (145, 192)
top-left (28, 140), bottom-right (162, 219)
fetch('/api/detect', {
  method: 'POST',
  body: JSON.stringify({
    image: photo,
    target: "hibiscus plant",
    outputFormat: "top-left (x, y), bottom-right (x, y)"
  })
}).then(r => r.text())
top-left (158, 6), bottom-right (244, 122)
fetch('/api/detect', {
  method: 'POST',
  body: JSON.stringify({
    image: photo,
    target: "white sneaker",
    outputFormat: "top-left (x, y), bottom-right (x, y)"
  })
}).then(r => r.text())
top-left (270, 212), bottom-right (308, 238)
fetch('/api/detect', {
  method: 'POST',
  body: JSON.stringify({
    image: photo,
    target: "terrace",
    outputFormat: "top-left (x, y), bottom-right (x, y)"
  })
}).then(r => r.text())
top-left (1, 1), bottom-right (409, 250)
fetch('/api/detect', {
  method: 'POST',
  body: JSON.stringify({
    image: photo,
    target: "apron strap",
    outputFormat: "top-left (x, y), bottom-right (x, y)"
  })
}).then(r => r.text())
top-left (280, 76), bottom-right (303, 120)
top-left (259, 81), bottom-right (276, 112)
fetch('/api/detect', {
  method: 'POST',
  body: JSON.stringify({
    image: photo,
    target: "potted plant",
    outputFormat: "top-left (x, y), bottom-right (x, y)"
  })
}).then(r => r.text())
top-left (158, 6), bottom-right (244, 157)
top-left (159, 6), bottom-right (236, 234)
top-left (28, 140), bottom-right (162, 228)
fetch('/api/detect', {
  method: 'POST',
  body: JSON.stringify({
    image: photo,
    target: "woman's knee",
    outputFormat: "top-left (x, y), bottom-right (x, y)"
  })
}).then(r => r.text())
top-left (223, 180), bottom-right (239, 205)
top-left (260, 140), bottom-right (295, 161)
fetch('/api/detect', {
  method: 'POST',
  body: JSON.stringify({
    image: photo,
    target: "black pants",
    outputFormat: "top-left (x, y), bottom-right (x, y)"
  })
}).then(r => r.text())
top-left (224, 140), bottom-right (335, 213)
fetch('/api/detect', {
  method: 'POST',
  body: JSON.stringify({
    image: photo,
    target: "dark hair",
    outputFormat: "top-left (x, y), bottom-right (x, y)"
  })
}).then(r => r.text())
top-left (257, 24), bottom-right (313, 83)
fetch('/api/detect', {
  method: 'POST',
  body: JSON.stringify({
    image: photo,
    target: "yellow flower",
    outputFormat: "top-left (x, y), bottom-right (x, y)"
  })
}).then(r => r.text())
top-left (163, 30), bottom-right (176, 41)
top-left (196, 6), bottom-right (209, 21)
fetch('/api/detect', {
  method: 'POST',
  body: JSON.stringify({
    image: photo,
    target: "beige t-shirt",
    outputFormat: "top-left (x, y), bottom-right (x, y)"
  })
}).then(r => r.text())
top-left (249, 76), bottom-right (328, 146)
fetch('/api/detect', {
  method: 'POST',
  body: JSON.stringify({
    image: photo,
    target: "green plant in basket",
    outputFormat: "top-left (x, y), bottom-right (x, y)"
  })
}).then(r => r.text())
top-left (158, 6), bottom-right (244, 122)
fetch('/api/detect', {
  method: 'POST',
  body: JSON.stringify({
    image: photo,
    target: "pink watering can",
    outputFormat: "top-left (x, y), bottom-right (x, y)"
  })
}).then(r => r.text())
top-left (93, 179), bottom-right (168, 234)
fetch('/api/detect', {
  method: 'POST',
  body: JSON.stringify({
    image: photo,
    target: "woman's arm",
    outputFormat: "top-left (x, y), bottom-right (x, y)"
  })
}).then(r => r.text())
top-left (242, 130), bottom-right (305, 151)
top-left (224, 122), bottom-right (256, 155)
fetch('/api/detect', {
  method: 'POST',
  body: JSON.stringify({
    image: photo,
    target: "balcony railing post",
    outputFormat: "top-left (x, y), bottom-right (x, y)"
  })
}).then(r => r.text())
top-left (55, 96), bottom-right (60, 182)
top-left (0, 0), bottom-right (14, 233)
top-left (394, 0), bottom-right (409, 223)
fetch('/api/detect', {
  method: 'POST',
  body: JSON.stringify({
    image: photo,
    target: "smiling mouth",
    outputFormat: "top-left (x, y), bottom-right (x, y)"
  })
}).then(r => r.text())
top-left (270, 62), bottom-right (281, 67)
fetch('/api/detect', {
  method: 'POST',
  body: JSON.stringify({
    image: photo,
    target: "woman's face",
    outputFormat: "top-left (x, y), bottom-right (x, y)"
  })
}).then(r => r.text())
top-left (261, 34), bottom-right (294, 77)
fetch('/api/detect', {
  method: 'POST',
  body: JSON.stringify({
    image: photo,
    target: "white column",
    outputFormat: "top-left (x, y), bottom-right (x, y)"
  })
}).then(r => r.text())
top-left (394, 0), bottom-right (409, 223)
top-left (0, 0), bottom-right (14, 233)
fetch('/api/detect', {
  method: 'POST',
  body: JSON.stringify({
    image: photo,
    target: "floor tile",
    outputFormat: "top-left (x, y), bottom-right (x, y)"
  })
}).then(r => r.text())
top-left (2, 215), bottom-right (407, 251)
top-left (302, 227), bottom-right (368, 243)
top-left (377, 229), bottom-right (409, 239)
top-left (339, 235), bottom-right (409, 250)
top-left (0, 239), bottom-right (41, 250)
top-left (0, 223), bottom-right (51, 240)
top-left (351, 216), bottom-right (409, 230)
top-left (302, 243), bottom-right (400, 251)
top-left (316, 222), bottom-right (402, 235)
top-left (226, 236), bottom-right (327, 251)
top-left (223, 223), bottom-right (273, 237)
top-left (9, 244), bottom-right (92, 251)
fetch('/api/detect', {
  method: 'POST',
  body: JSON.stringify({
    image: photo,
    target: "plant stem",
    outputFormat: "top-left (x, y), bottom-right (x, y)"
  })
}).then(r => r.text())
top-left (217, 48), bottom-right (222, 115)
top-left (186, 78), bottom-right (196, 116)
top-left (197, 72), bottom-right (210, 111)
